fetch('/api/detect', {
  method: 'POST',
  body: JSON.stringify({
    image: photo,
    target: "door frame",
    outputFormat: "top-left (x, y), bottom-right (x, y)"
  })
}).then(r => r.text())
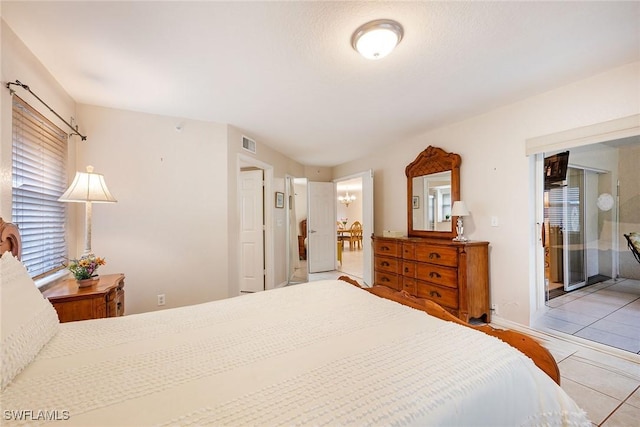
top-left (528, 114), bottom-right (640, 324)
top-left (334, 169), bottom-right (374, 286)
top-left (237, 154), bottom-right (274, 293)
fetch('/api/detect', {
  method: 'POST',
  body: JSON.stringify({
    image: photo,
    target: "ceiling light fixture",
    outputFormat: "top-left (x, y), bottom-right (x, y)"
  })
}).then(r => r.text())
top-left (338, 191), bottom-right (356, 207)
top-left (351, 19), bottom-right (404, 60)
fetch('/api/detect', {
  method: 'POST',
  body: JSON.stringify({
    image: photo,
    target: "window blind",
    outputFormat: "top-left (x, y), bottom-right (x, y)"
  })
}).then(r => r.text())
top-left (12, 96), bottom-right (68, 279)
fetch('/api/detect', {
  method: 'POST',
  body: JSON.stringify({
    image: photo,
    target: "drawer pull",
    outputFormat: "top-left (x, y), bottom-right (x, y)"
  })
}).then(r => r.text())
top-left (429, 290), bottom-right (441, 298)
top-left (381, 277), bottom-right (390, 282)
top-left (381, 261), bottom-right (390, 267)
top-left (381, 246), bottom-right (390, 251)
top-left (404, 267), bottom-right (409, 273)
top-left (429, 271), bottom-right (441, 279)
top-left (429, 252), bottom-right (441, 259)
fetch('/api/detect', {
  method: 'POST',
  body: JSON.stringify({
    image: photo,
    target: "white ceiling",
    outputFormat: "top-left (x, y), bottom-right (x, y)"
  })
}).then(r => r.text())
top-left (2, 1), bottom-right (639, 167)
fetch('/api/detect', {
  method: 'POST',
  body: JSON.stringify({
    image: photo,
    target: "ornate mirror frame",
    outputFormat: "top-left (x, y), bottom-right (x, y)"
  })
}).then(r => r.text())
top-left (406, 146), bottom-right (461, 239)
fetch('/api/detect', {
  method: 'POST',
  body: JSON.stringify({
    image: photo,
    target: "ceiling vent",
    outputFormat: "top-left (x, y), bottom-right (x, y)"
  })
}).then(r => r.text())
top-left (242, 136), bottom-right (256, 154)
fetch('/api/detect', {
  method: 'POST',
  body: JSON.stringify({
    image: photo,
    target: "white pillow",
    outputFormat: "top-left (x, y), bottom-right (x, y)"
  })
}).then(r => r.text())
top-left (0, 251), bottom-right (59, 390)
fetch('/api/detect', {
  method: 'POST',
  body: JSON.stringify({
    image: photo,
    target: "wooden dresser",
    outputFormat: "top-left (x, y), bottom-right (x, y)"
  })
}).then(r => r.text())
top-left (373, 236), bottom-right (489, 322)
top-left (42, 274), bottom-right (125, 323)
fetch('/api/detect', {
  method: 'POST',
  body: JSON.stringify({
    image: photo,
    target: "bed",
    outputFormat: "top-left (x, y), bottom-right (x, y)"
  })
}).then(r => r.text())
top-left (0, 219), bottom-right (590, 426)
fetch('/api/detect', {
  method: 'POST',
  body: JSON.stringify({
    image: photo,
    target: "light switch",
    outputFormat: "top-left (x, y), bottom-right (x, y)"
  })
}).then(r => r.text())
top-left (491, 216), bottom-right (499, 227)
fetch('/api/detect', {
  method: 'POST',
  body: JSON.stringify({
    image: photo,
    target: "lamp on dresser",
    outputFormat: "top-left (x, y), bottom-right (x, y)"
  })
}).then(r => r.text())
top-left (451, 201), bottom-right (470, 242)
top-left (58, 165), bottom-right (117, 255)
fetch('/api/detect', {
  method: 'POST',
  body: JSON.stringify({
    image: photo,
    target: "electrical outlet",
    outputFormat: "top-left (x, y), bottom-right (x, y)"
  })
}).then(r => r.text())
top-left (491, 303), bottom-right (497, 314)
top-left (157, 294), bottom-right (165, 306)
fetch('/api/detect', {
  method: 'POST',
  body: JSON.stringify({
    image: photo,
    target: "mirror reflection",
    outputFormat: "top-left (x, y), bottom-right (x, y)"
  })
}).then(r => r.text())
top-left (287, 176), bottom-right (308, 284)
top-left (412, 171), bottom-right (452, 232)
top-left (406, 146), bottom-right (460, 239)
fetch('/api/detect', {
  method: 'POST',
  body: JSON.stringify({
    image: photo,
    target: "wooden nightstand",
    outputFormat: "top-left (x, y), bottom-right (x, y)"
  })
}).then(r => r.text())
top-left (42, 274), bottom-right (125, 323)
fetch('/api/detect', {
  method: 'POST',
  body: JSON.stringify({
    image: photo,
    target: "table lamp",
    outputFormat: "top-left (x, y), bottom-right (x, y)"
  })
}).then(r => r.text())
top-left (59, 166), bottom-right (117, 255)
top-left (451, 201), bottom-right (469, 242)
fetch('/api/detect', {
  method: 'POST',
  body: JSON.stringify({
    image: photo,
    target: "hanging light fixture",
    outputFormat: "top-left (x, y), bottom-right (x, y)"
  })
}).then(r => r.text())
top-left (338, 191), bottom-right (356, 207)
top-left (351, 19), bottom-right (404, 60)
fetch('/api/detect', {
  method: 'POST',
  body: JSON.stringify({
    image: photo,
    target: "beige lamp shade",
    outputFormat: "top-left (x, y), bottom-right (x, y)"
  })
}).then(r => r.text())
top-left (451, 201), bottom-right (470, 217)
top-left (59, 165), bottom-right (116, 255)
top-left (59, 165), bottom-right (117, 203)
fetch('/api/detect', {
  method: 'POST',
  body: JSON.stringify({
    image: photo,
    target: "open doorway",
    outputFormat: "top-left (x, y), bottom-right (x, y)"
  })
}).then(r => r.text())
top-left (535, 140), bottom-right (640, 354)
top-left (336, 177), bottom-right (364, 279)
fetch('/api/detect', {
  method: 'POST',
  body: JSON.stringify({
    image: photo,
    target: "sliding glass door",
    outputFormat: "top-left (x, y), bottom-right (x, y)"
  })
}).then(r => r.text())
top-left (563, 167), bottom-right (587, 291)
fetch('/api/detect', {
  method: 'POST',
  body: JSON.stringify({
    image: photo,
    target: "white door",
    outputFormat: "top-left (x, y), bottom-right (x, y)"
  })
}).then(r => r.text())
top-left (240, 169), bottom-right (265, 293)
top-left (361, 170), bottom-right (374, 286)
top-left (308, 182), bottom-right (335, 273)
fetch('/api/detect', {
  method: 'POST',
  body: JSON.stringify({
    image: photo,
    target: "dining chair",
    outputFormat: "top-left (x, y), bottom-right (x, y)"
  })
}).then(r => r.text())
top-left (348, 221), bottom-right (363, 250)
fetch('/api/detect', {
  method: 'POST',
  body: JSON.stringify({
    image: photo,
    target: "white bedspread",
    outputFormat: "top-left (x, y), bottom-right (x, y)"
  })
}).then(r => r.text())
top-left (1, 280), bottom-right (589, 426)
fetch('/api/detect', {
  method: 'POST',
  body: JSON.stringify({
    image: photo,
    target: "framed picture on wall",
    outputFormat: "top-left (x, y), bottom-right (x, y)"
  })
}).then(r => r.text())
top-left (275, 192), bottom-right (285, 208)
top-left (412, 196), bottom-right (420, 209)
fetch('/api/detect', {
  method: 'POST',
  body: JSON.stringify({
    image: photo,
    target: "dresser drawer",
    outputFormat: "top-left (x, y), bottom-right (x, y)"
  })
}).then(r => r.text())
top-left (402, 243), bottom-right (415, 260)
top-left (416, 281), bottom-right (459, 309)
top-left (415, 244), bottom-right (458, 267)
top-left (374, 239), bottom-right (401, 257)
top-left (402, 277), bottom-right (417, 295)
top-left (415, 263), bottom-right (457, 289)
top-left (374, 271), bottom-right (402, 291)
top-left (402, 261), bottom-right (416, 277)
top-left (374, 255), bottom-right (401, 273)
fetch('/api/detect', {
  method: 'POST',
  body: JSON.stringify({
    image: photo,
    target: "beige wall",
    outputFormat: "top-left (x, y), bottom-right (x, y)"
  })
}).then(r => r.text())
top-left (76, 104), bottom-right (229, 314)
top-left (333, 62), bottom-right (640, 325)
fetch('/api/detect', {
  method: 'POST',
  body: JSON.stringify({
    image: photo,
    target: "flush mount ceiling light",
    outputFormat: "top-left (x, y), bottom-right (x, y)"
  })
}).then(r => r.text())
top-left (351, 19), bottom-right (404, 60)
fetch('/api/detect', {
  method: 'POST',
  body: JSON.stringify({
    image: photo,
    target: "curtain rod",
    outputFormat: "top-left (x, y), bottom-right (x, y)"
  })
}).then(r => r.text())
top-left (5, 80), bottom-right (87, 141)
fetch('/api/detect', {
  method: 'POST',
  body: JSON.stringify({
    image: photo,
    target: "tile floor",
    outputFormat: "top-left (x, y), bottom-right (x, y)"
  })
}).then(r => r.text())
top-left (336, 247), bottom-right (364, 279)
top-left (536, 278), bottom-right (640, 354)
top-left (534, 330), bottom-right (640, 426)
top-left (307, 272), bottom-right (640, 426)
top-left (308, 247), bottom-right (364, 283)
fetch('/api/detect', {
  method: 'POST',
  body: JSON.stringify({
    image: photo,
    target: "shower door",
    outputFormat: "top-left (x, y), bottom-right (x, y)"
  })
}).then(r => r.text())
top-left (563, 167), bottom-right (587, 291)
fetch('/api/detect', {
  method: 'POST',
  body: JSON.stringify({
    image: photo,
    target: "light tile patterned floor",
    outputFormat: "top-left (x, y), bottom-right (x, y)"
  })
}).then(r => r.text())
top-left (538, 332), bottom-right (640, 426)
top-left (308, 247), bottom-right (364, 282)
top-left (538, 279), bottom-right (640, 354)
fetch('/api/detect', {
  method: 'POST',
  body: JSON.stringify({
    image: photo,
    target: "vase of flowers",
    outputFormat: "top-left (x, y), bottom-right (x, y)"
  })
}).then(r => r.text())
top-left (66, 254), bottom-right (106, 287)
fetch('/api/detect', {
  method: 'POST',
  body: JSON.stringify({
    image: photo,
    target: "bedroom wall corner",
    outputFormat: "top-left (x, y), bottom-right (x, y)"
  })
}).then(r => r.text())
top-left (75, 104), bottom-right (229, 314)
top-left (0, 19), bottom-right (79, 257)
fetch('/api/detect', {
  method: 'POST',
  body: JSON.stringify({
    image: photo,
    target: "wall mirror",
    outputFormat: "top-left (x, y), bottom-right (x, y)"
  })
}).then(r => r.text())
top-left (406, 146), bottom-right (461, 239)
